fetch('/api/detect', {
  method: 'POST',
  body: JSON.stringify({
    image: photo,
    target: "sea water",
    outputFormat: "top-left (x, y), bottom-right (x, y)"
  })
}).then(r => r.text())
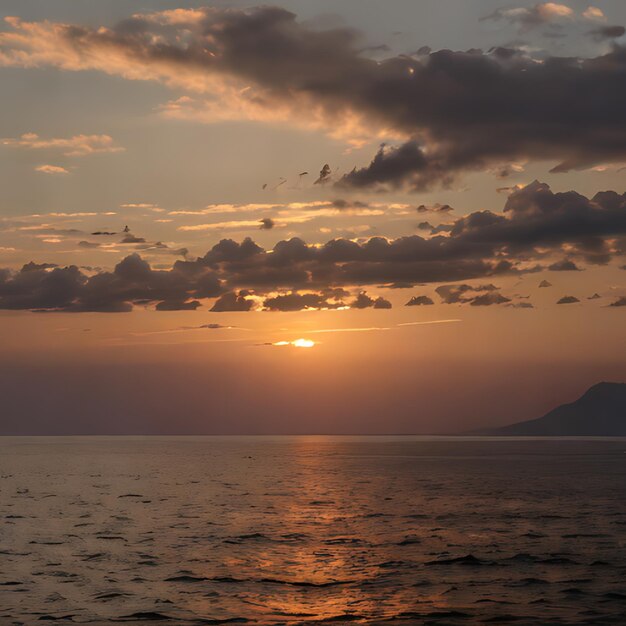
top-left (1, 436), bottom-right (625, 624)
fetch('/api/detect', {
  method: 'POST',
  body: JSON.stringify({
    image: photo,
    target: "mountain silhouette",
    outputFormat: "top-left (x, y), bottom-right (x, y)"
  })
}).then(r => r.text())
top-left (478, 382), bottom-right (626, 436)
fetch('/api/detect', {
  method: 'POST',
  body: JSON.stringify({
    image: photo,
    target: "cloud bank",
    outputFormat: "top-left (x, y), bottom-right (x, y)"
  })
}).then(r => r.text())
top-left (1, 8), bottom-right (625, 189)
top-left (0, 182), bottom-right (624, 312)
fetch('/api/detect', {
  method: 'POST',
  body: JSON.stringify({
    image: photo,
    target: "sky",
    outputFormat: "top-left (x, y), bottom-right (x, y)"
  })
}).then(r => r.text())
top-left (0, 0), bottom-right (625, 434)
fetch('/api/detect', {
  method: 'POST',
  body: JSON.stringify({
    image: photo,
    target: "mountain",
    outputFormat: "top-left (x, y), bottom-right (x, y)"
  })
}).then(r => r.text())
top-left (478, 382), bottom-right (626, 436)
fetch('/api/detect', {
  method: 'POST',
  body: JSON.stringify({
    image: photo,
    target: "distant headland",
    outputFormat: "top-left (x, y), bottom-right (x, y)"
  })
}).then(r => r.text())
top-left (475, 382), bottom-right (626, 436)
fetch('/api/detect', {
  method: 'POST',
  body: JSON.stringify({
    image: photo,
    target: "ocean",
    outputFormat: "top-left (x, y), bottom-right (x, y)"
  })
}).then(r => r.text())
top-left (1, 436), bottom-right (625, 625)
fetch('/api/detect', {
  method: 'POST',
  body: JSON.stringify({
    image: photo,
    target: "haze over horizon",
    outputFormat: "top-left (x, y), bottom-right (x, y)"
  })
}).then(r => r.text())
top-left (1, 0), bottom-right (625, 434)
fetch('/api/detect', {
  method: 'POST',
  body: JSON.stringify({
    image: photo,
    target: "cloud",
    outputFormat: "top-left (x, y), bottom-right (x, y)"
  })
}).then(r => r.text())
top-left (314, 164), bottom-right (332, 185)
top-left (34, 164), bottom-right (69, 175)
top-left (588, 25), bottom-right (626, 41)
top-left (548, 259), bottom-right (582, 271)
top-left (582, 7), bottom-right (606, 21)
top-left (406, 295), bottom-right (434, 306)
top-left (330, 199), bottom-right (370, 210)
top-left (155, 299), bottom-right (201, 311)
top-left (373, 296), bottom-right (392, 309)
top-left (263, 291), bottom-right (345, 312)
top-left (557, 295), bottom-right (580, 304)
top-left (497, 184), bottom-right (526, 195)
top-left (445, 181), bottom-right (625, 267)
top-left (469, 291), bottom-right (512, 306)
top-left (179, 220), bottom-right (269, 232)
top-left (481, 3), bottom-right (574, 32)
top-left (120, 233), bottom-right (146, 244)
top-left (120, 202), bottom-right (159, 209)
top-left (483, 3), bottom-right (608, 34)
top-left (1, 9), bottom-right (625, 189)
top-left (1, 181), bottom-right (624, 312)
top-left (210, 291), bottom-right (255, 312)
top-left (351, 292), bottom-right (375, 309)
top-left (259, 218), bottom-right (275, 230)
top-left (435, 283), bottom-right (509, 306)
top-left (2, 132), bottom-right (123, 157)
top-left (340, 142), bottom-right (453, 191)
top-left (0, 254), bottom-right (221, 312)
top-left (417, 203), bottom-right (454, 214)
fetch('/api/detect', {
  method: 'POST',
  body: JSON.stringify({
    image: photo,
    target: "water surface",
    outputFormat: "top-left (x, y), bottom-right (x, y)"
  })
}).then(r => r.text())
top-left (1, 436), bottom-right (625, 624)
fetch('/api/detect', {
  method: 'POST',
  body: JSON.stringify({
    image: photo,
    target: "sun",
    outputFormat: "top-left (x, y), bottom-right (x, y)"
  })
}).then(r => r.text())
top-left (271, 338), bottom-right (316, 348)
top-left (292, 338), bottom-right (315, 348)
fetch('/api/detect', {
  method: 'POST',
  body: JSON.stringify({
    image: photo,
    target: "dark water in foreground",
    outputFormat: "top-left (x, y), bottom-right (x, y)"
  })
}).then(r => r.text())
top-left (1, 437), bottom-right (626, 625)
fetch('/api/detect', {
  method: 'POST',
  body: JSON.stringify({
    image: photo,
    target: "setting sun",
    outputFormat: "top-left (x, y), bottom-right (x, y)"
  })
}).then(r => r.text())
top-left (273, 338), bottom-right (316, 348)
top-left (292, 338), bottom-right (315, 348)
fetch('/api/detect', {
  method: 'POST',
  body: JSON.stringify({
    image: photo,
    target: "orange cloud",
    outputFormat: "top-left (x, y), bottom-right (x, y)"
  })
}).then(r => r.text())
top-left (34, 164), bottom-right (70, 175)
top-left (4, 132), bottom-right (123, 157)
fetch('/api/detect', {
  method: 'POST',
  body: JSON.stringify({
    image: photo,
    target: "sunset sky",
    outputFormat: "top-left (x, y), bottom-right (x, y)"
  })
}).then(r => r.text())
top-left (0, 0), bottom-right (625, 434)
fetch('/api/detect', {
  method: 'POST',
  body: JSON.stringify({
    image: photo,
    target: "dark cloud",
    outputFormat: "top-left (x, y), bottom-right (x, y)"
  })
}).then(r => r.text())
top-left (589, 25), bottom-right (626, 41)
top-left (210, 291), bottom-right (255, 312)
top-left (445, 284), bottom-right (497, 301)
top-left (0, 265), bottom-right (85, 311)
top-left (259, 218), bottom-right (275, 230)
top-left (175, 323), bottom-right (231, 330)
top-left (497, 185), bottom-right (524, 195)
top-left (22, 261), bottom-right (58, 271)
top-left (1, 182), bottom-right (624, 312)
top-left (417, 204), bottom-right (454, 214)
top-left (470, 291), bottom-right (512, 306)
top-left (263, 291), bottom-right (343, 311)
top-left (0, 253), bottom-right (221, 312)
top-left (406, 295), bottom-right (434, 306)
top-left (142, 243), bottom-right (189, 257)
top-left (435, 283), bottom-right (513, 306)
top-left (374, 296), bottom-right (392, 309)
top-left (5, 8), bottom-right (626, 190)
top-left (78, 240), bottom-right (101, 249)
top-left (155, 299), bottom-right (202, 311)
top-left (351, 292), bottom-right (375, 309)
top-left (314, 164), bottom-right (332, 185)
top-left (330, 198), bottom-right (370, 210)
top-left (557, 295), bottom-right (580, 304)
top-left (548, 259), bottom-right (581, 272)
top-left (341, 142), bottom-right (453, 191)
top-left (347, 292), bottom-right (390, 310)
top-left (508, 301), bottom-right (534, 308)
top-left (120, 233), bottom-right (146, 244)
top-left (446, 181), bottom-right (626, 266)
